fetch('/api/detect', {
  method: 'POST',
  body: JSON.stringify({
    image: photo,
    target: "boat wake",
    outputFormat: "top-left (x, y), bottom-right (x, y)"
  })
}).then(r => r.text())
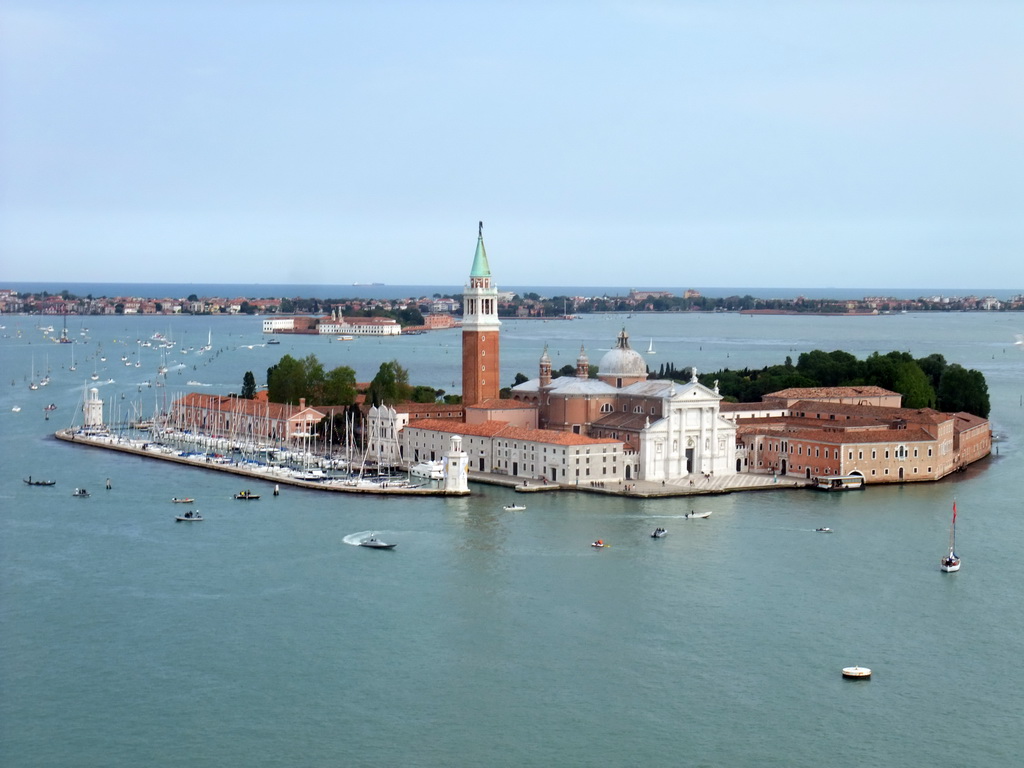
top-left (343, 531), bottom-right (377, 546)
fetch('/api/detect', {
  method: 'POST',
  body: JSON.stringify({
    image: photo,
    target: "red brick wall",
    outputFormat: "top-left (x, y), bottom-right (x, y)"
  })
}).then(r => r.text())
top-left (462, 329), bottom-right (500, 407)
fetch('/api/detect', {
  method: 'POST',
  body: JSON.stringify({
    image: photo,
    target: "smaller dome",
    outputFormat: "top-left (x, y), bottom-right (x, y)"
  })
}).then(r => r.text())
top-left (598, 329), bottom-right (647, 379)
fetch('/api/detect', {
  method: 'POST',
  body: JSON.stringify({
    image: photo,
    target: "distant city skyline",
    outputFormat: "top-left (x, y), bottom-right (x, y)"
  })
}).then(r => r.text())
top-left (2, 2), bottom-right (1022, 290)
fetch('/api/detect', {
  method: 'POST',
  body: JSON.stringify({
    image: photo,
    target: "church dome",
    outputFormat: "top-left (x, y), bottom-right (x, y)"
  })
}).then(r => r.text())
top-left (598, 329), bottom-right (647, 379)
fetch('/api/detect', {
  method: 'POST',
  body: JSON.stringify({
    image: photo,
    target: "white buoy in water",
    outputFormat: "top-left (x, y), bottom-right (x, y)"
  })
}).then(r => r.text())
top-left (842, 666), bottom-right (871, 679)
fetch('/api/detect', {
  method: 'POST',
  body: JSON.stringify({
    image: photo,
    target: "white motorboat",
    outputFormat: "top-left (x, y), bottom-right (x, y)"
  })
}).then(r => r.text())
top-left (815, 527), bottom-right (833, 533)
top-left (503, 504), bottom-right (526, 511)
top-left (651, 528), bottom-right (668, 538)
top-left (359, 536), bottom-right (396, 550)
top-left (684, 510), bottom-right (712, 519)
top-left (410, 460), bottom-right (444, 480)
top-left (175, 510), bottom-right (203, 522)
top-left (72, 488), bottom-right (90, 498)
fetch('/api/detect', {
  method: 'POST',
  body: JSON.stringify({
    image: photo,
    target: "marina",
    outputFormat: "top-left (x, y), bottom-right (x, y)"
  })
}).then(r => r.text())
top-left (2, 309), bottom-right (1022, 767)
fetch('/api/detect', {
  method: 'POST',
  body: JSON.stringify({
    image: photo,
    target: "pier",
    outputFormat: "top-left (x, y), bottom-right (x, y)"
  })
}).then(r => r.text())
top-left (53, 428), bottom-right (467, 496)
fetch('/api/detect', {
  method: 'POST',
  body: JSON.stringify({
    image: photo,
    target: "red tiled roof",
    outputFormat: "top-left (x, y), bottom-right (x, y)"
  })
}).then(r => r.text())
top-left (953, 412), bottom-right (990, 432)
top-left (466, 398), bottom-right (536, 410)
top-left (174, 392), bottom-right (325, 421)
top-left (766, 386), bottom-right (899, 399)
top-left (736, 422), bottom-right (937, 444)
top-left (391, 402), bottom-right (467, 416)
top-left (786, 400), bottom-right (948, 425)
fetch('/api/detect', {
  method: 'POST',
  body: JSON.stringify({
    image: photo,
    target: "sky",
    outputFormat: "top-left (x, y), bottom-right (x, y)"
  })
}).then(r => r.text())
top-left (1, 1), bottom-right (1022, 290)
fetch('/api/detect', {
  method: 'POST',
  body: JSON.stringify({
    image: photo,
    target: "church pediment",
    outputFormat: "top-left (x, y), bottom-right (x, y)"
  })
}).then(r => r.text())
top-left (666, 380), bottom-right (721, 405)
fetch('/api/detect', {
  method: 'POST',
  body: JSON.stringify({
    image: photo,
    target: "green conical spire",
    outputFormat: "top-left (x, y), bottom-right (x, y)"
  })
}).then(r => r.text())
top-left (470, 220), bottom-right (491, 278)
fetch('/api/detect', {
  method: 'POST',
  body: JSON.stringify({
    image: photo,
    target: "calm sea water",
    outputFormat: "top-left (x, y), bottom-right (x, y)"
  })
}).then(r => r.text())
top-left (2, 310), bottom-right (1023, 767)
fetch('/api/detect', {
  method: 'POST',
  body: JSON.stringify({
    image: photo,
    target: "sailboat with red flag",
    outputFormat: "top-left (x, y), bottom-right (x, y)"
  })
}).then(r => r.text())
top-left (940, 501), bottom-right (961, 572)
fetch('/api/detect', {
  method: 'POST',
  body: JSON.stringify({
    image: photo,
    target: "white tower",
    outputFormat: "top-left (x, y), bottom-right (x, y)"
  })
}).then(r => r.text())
top-left (442, 434), bottom-right (469, 494)
top-left (83, 386), bottom-right (104, 428)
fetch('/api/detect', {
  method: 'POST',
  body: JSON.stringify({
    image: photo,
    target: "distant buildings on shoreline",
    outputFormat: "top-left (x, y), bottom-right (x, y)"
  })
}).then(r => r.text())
top-left (2, 286), bottom-right (1021, 317)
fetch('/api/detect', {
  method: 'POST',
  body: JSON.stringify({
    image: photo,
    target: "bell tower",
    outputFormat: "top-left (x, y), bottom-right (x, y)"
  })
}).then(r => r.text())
top-left (461, 222), bottom-right (501, 407)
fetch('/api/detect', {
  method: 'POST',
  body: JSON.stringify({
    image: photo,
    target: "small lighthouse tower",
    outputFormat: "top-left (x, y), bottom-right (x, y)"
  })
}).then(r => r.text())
top-left (461, 222), bottom-right (501, 407)
top-left (83, 386), bottom-right (104, 428)
top-left (442, 434), bottom-right (470, 494)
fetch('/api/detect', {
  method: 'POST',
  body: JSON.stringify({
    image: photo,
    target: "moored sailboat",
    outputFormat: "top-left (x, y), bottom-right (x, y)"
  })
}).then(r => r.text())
top-left (940, 501), bottom-right (961, 572)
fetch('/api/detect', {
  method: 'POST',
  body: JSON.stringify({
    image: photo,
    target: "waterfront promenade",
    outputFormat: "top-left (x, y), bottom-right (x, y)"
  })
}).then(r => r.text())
top-left (55, 427), bottom-right (806, 499)
top-left (482, 467), bottom-right (807, 497)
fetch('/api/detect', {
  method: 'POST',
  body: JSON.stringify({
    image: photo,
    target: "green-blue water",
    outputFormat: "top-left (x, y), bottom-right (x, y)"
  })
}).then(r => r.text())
top-left (2, 311), bottom-right (1023, 766)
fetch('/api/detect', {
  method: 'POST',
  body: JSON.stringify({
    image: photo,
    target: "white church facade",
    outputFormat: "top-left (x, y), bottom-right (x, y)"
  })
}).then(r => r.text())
top-left (511, 332), bottom-right (737, 484)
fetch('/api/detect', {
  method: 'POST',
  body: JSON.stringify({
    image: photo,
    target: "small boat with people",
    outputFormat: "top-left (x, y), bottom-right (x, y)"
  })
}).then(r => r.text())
top-left (359, 535), bottom-right (396, 550)
top-left (503, 504), bottom-right (526, 511)
top-left (24, 476), bottom-right (56, 486)
top-left (171, 497), bottom-right (195, 504)
top-left (234, 490), bottom-right (260, 500)
top-left (651, 527), bottom-right (668, 538)
top-left (940, 501), bottom-right (961, 573)
top-left (72, 488), bottom-right (90, 497)
top-left (175, 510), bottom-right (203, 522)
top-left (815, 527), bottom-right (833, 533)
top-left (684, 510), bottom-right (712, 519)
top-left (591, 539), bottom-right (609, 548)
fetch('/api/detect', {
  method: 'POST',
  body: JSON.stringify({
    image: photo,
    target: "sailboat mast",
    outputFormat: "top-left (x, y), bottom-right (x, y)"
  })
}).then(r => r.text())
top-left (950, 501), bottom-right (957, 553)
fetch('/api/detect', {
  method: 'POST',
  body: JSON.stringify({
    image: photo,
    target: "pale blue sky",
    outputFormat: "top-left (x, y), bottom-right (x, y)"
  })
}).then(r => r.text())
top-left (1, 1), bottom-right (1021, 289)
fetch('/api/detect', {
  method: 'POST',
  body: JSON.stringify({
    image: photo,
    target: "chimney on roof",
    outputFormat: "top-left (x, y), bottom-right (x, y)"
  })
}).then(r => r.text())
top-left (299, 398), bottom-right (306, 409)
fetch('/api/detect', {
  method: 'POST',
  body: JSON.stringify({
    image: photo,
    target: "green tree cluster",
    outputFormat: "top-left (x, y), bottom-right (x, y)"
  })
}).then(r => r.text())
top-left (683, 349), bottom-right (989, 417)
top-left (266, 354), bottom-right (357, 406)
top-left (241, 371), bottom-right (256, 399)
top-left (366, 360), bottom-right (412, 406)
